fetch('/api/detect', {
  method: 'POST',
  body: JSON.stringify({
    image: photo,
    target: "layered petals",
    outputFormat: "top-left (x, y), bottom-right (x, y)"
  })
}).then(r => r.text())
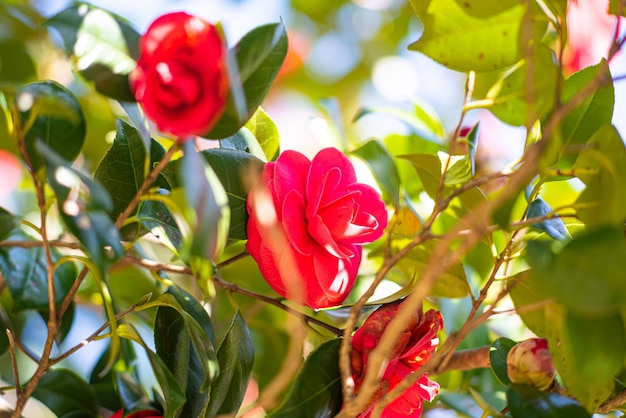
top-left (246, 147), bottom-right (388, 309)
top-left (350, 301), bottom-right (443, 417)
top-left (130, 12), bottom-right (229, 139)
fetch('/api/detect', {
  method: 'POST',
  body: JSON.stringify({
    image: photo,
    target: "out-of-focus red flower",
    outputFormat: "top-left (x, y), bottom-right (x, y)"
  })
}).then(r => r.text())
top-left (350, 301), bottom-right (443, 417)
top-left (246, 147), bottom-right (388, 309)
top-left (507, 337), bottom-right (556, 391)
top-left (111, 409), bottom-right (162, 418)
top-left (562, 0), bottom-right (618, 75)
top-left (130, 12), bottom-right (229, 140)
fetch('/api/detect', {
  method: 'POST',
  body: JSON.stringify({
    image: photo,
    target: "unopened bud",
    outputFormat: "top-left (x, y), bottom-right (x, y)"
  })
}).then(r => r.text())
top-left (506, 338), bottom-right (556, 391)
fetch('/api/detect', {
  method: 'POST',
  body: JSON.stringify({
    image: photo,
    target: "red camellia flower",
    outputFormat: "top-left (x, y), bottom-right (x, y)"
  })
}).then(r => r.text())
top-left (130, 12), bottom-right (229, 139)
top-left (111, 409), bottom-right (162, 418)
top-left (351, 301), bottom-right (443, 417)
top-left (246, 147), bottom-right (388, 309)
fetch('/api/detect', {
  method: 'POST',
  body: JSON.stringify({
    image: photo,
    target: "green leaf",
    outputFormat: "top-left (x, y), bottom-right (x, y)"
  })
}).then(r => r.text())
top-left (118, 323), bottom-right (186, 418)
top-left (544, 305), bottom-right (621, 412)
top-left (475, 45), bottom-right (558, 126)
top-left (352, 139), bottom-right (401, 207)
top-left (180, 142), bottom-right (231, 262)
top-left (38, 142), bottom-right (123, 271)
top-left (32, 369), bottom-right (98, 418)
top-left (0, 304), bottom-right (12, 357)
top-left (137, 198), bottom-right (183, 252)
top-left (574, 124), bottom-right (626, 227)
top-left (206, 311), bottom-right (254, 417)
top-left (508, 271), bottom-right (548, 337)
top-left (409, 0), bottom-right (545, 72)
top-left (490, 337), bottom-right (517, 386)
top-left (14, 80), bottom-right (86, 172)
top-left (0, 207), bottom-right (18, 241)
top-left (399, 153), bottom-right (442, 199)
top-left (0, 40), bottom-right (36, 83)
top-left (219, 127), bottom-right (267, 161)
top-left (94, 118), bottom-right (171, 240)
top-left (244, 107), bottom-right (280, 161)
top-left (268, 338), bottom-right (343, 418)
top-left (0, 231), bottom-right (76, 312)
top-left (558, 60), bottom-right (614, 167)
top-left (507, 384), bottom-right (591, 418)
top-left (155, 286), bottom-right (217, 418)
top-left (445, 123), bottom-right (478, 186)
top-left (528, 226), bottom-right (626, 315)
top-left (527, 198), bottom-right (569, 240)
top-left (115, 373), bottom-right (152, 412)
top-left (208, 22), bottom-right (288, 138)
top-left (46, 3), bottom-right (139, 101)
top-left (200, 149), bottom-right (264, 241)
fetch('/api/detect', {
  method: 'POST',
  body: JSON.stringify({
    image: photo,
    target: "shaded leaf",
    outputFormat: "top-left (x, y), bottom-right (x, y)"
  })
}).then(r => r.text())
top-left (14, 80), bottom-right (85, 172)
top-left (206, 311), bottom-right (254, 417)
top-left (399, 153), bottom-right (442, 199)
top-left (219, 127), bottom-right (267, 161)
top-left (352, 139), bottom-right (401, 207)
top-left (559, 60), bottom-right (614, 167)
top-left (0, 207), bottom-right (18, 241)
top-left (117, 323), bottom-right (186, 418)
top-left (33, 369), bottom-right (98, 418)
top-left (490, 337), bottom-right (516, 386)
top-left (180, 141), bottom-right (230, 262)
top-left (39, 142), bottom-right (123, 271)
top-left (507, 384), bottom-right (591, 418)
top-left (154, 286), bottom-right (218, 418)
top-left (268, 338), bottom-right (342, 418)
top-left (0, 231), bottom-right (76, 312)
top-left (208, 22), bottom-right (288, 138)
top-left (46, 3), bottom-right (139, 101)
top-left (527, 198), bottom-right (570, 240)
top-left (137, 198), bottom-right (183, 252)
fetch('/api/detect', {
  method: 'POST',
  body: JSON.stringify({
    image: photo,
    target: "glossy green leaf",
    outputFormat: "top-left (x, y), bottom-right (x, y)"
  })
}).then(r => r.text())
top-left (507, 384), bottom-right (591, 418)
top-left (409, 0), bottom-right (544, 72)
top-left (39, 142), bottom-right (123, 270)
top-left (477, 45), bottom-right (557, 126)
top-left (94, 119), bottom-right (169, 218)
top-left (527, 198), bottom-right (569, 240)
top-left (137, 198), bottom-right (183, 252)
top-left (400, 153), bottom-right (442, 199)
top-left (527, 226), bottom-right (626, 315)
top-left (115, 373), bottom-right (153, 412)
top-left (544, 306), bottom-right (620, 412)
top-left (14, 80), bottom-right (86, 172)
top-left (0, 207), bottom-right (18, 241)
top-left (0, 231), bottom-right (76, 312)
top-left (0, 304), bottom-right (12, 357)
top-left (352, 139), bottom-right (401, 207)
top-left (268, 338), bottom-right (342, 418)
top-left (154, 286), bottom-right (216, 417)
top-left (244, 107), bottom-right (280, 161)
top-left (559, 60), bottom-right (614, 167)
top-left (32, 369), bottom-right (98, 418)
top-left (206, 311), bottom-right (254, 417)
top-left (200, 149), bottom-right (264, 241)
top-left (574, 124), bottom-right (626, 227)
top-left (208, 22), bottom-right (288, 138)
top-left (46, 3), bottom-right (139, 101)
top-left (219, 127), bottom-right (267, 161)
top-left (490, 337), bottom-right (516, 386)
top-left (118, 323), bottom-right (186, 418)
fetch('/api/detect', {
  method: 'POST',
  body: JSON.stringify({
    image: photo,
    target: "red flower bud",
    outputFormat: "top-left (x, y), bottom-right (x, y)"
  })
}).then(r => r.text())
top-left (506, 338), bottom-right (556, 391)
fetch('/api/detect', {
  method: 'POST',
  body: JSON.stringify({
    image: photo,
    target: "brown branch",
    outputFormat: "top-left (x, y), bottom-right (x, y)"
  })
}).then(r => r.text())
top-left (432, 346), bottom-right (491, 374)
top-left (6, 330), bottom-right (20, 397)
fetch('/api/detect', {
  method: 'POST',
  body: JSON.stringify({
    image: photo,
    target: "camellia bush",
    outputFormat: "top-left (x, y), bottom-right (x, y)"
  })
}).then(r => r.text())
top-left (1, 0), bottom-right (626, 417)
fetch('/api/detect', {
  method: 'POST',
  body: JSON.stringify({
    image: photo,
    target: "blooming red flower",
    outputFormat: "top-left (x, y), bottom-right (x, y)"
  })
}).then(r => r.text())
top-left (111, 409), bottom-right (162, 418)
top-left (130, 12), bottom-right (229, 139)
top-left (351, 301), bottom-right (443, 417)
top-left (246, 147), bottom-right (388, 309)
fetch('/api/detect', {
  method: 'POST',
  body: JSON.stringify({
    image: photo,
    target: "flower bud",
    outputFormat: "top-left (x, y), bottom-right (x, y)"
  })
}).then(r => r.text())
top-left (506, 338), bottom-right (556, 391)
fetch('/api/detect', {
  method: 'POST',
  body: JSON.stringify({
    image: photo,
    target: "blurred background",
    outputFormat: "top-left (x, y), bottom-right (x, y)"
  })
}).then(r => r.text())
top-left (0, 0), bottom-right (625, 416)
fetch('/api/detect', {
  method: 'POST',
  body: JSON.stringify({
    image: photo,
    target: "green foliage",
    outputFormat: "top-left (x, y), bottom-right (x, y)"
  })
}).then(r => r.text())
top-left (32, 369), bottom-right (99, 418)
top-left (268, 338), bottom-right (343, 418)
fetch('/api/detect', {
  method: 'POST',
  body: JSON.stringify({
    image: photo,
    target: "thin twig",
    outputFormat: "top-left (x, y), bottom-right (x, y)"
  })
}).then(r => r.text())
top-left (6, 330), bottom-right (21, 396)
